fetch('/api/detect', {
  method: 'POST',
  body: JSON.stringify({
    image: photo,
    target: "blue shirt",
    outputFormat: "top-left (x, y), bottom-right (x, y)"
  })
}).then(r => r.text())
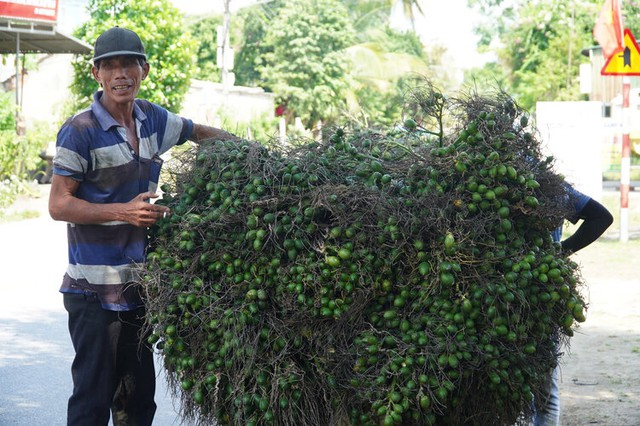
top-left (53, 91), bottom-right (193, 310)
top-left (552, 185), bottom-right (591, 243)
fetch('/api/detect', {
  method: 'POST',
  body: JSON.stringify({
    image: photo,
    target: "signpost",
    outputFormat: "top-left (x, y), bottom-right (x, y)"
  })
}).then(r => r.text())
top-left (601, 27), bottom-right (636, 242)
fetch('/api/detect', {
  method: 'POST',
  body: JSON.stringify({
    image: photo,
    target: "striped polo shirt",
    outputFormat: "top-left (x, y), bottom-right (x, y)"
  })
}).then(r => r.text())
top-left (53, 91), bottom-right (193, 311)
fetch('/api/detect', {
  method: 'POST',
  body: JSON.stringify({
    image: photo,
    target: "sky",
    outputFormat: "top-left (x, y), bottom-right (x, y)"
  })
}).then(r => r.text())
top-left (167, 0), bottom-right (492, 72)
top-left (390, 0), bottom-right (491, 70)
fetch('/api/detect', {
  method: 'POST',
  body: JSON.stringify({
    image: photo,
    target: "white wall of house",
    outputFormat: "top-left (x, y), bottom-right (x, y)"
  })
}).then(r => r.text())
top-left (536, 101), bottom-right (604, 200)
top-left (21, 54), bottom-right (76, 125)
top-left (15, 55), bottom-right (274, 133)
top-left (180, 79), bottom-right (275, 131)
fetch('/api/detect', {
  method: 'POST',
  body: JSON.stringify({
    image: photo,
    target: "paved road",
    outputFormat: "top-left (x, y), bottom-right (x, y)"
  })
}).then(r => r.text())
top-left (0, 186), bottom-right (187, 426)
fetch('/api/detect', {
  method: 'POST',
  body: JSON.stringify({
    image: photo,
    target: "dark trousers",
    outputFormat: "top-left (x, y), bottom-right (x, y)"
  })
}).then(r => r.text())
top-left (63, 293), bottom-right (157, 426)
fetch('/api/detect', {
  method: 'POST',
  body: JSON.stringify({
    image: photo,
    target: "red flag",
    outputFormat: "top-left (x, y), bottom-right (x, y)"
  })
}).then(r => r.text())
top-left (593, 0), bottom-right (624, 58)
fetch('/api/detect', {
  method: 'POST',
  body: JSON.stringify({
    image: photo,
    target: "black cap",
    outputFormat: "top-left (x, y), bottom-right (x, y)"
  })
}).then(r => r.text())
top-left (93, 27), bottom-right (147, 63)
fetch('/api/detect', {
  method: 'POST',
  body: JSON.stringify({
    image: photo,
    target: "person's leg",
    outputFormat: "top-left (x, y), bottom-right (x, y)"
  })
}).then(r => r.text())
top-left (64, 293), bottom-right (120, 426)
top-left (111, 307), bottom-right (157, 426)
top-left (533, 366), bottom-right (560, 426)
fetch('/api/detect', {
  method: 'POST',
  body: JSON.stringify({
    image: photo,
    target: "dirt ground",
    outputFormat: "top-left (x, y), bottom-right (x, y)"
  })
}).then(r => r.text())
top-left (557, 235), bottom-right (640, 426)
top-left (2, 185), bottom-right (639, 425)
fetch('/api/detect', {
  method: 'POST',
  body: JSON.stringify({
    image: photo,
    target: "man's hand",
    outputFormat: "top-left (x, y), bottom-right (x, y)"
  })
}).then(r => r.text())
top-left (126, 192), bottom-right (170, 227)
top-left (49, 175), bottom-right (171, 227)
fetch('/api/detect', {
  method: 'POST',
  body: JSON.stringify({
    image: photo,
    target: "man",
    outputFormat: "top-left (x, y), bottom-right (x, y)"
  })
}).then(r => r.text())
top-left (532, 184), bottom-right (613, 425)
top-left (48, 27), bottom-right (239, 425)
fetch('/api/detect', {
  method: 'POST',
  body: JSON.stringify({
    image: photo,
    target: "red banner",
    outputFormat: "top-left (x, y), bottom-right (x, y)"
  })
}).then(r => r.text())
top-left (0, 0), bottom-right (59, 23)
top-left (593, 0), bottom-right (624, 59)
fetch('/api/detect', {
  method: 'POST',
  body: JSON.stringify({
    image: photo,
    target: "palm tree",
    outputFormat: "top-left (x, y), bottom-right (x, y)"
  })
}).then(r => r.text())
top-left (343, 0), bottom-right (424, 31)
top-left (393, 0), bottom-right (424, 29)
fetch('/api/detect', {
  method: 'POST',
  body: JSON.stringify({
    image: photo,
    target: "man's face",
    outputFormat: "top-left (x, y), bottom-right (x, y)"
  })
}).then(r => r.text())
top-left (91, 55), bottom-right (149, 106)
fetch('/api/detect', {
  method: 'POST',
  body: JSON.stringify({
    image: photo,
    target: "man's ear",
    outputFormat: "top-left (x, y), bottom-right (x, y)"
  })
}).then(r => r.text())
top-left (142, 62), bottom-right (150, 80)
top-left (91, 65), bottom-right (102, 86)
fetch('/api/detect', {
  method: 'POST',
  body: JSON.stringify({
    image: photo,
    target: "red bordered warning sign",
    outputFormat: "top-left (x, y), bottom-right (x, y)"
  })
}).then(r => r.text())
top-left (601, 28), bottom-right (640, 75)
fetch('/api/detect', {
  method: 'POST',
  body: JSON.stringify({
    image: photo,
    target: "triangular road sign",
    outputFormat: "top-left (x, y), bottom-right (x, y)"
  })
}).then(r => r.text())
top-left (601, 29), bottom-right (640, 75)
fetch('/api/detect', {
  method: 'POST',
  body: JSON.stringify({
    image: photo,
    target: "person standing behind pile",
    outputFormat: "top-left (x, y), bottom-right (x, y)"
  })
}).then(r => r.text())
top-left (532, 184), bottom-right (613, 425)
top-left (48, 26), bottom-right (239, 426)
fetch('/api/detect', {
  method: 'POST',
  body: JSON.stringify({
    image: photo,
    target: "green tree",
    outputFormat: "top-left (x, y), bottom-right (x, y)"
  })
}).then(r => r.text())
top-left (234, 2), bottom-right (281, 87)
top-left (0, 91), bottom-right (52, 212)
top-left (339, 1), bottom-right (450, 126)
top-left (392, 0), bottom-right (424, 29)
top-left (69, 0), bottom-right (197, 113)
top-left (189, 15), bottom-right (223, 82)
top-left (345, 28), bottom-right (442, 126)
top-left (465, 0), bottom-right (640, 110)
top-left (465, 0), bottom-right (594, 109)
top-left (344, 0), bottom-right (387, 31)
top-left (622, 2), bottom-right (640, 33)
top-left (259, 0), bottom-right (355, 129)
top-left (230, 0), bottom-right (438, 128)
top-left (343, 0), bottom-right (423, 29)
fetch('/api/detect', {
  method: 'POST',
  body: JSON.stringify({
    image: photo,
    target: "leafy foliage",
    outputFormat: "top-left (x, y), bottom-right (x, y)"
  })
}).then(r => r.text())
top-left (0, 91), bottom-right (15, 131)
top-left (231, 0), bottom-right (438, 129)
top-left (0, 120), bottom-right (54, 213)
top-left (342, 0), bottom-right (394, 33)
top-left (0, 120), bottom-right (54, 177)
top-left (346, 78), bottom-right (405, 127)
top-left (465, 0), bottom-right (640, 110)
top-left (234, 3), bottom-right (280, 88)
top-left (258, 0), bottom-right (355, 129)
top-left (68, 0), bottom-right (197, 113)
top-left (344, 27), bottom-right (444, 126)
top-left (0, 67), bottom-right (57, 214)
top-left (462, 62), bottom-right (510, 98)
top-left (343, 0), bottom-right (424, 29)
top-left (189, 15), bottom-right (223, 83)
top-left (623, 1), bottom-right (640, 32)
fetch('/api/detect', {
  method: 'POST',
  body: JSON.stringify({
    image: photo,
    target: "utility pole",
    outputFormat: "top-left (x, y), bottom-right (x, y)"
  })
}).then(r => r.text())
top-left (620, 75), bottom-right (630, 242)
top-left (595, 0), bottom-right (629, 241)
top-left (218, 0), bottom-right (234, 94)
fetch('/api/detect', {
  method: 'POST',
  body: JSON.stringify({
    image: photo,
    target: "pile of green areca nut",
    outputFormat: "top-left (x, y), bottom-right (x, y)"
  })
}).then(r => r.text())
top-left (143, 81), bottom-right (583, 426)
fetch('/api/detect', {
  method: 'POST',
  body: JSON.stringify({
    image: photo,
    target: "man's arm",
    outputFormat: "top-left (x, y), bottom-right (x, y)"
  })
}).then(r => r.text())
top-left (188, 123), bottom-right (240, 144)
top-left (561, 199), bottom-right (613, 253)
top-left (48, 174), bottom-right (170, 227)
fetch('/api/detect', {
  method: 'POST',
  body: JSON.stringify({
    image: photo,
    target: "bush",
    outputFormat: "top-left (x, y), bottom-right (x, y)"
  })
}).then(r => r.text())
top-left (0, 118), bottom-right (55, 213)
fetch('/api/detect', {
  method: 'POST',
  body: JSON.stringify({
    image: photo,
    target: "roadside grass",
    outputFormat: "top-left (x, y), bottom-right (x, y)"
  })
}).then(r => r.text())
top-left (576, 238), bottom-right (640, 265)
top-left (0, 182), bottom-right (46, 223)
top-left (600, 191), bottom-right (640, 236)
top-left (0, 209), bottom-right (40, 223)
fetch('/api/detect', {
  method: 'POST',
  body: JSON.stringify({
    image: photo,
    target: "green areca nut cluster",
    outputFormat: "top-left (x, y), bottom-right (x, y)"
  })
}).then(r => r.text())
top-left (143, 85), bottom-right (584, 426)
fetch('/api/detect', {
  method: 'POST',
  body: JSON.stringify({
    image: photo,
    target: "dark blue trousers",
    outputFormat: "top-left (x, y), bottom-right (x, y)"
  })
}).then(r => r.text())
top-left (63, 293), bottom-right (156, 426)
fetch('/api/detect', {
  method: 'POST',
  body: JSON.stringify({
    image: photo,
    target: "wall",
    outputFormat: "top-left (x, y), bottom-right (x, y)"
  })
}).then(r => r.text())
top-left (179, 80), bottom-right (275, 132)
top-left (14, 55), bottom-right (274, 132)
top-left (21, 54), bottom-right (74, 125)
top-left (535, 101), bottom-right (604, 200)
